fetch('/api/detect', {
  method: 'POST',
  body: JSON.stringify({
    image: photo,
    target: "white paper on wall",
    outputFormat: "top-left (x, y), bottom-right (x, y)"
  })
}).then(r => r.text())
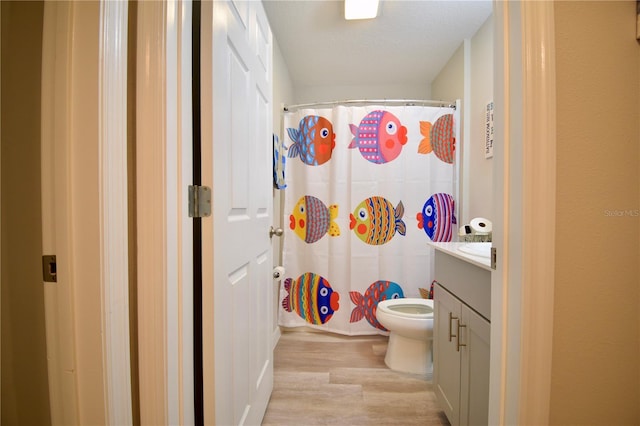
top-left (485, 101), bottom-right (494, 159)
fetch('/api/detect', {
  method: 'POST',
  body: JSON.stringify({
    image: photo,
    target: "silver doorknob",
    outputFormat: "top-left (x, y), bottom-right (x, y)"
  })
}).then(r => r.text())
top-left (269, 226), bottom-right (283, 238)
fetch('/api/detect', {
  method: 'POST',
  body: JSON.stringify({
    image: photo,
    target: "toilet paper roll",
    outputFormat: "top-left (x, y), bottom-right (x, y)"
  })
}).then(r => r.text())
top-left (273, 266), bottom-right (286, 281)
top-left (470, 217), bottom-right (492, 234)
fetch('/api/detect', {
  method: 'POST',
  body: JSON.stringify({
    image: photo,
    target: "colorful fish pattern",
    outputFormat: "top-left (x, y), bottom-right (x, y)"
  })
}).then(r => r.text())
top-left (416, 193), bottom-right (457, 242)
top-left (349, 281), bottom-right (405, 331)
top-left (350, 196), bottom-right (406, 245)
top-left (418, 114), bottom-right (456, 164)
top-left (282, 273), bottom-right (340, 325)
top-left (287, 115), bottom-right (336, 166)
top-left (348, 110), bottom-right (408, 164)
top-left (273, 134), bottom-right (286, 189)
top-left (290, 195), bottom-right (340, 243)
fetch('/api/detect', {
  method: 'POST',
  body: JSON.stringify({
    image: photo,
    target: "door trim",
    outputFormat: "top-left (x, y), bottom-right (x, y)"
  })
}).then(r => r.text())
top-left (135, 1), bottom-right (194, 424)
top-left (518, 2), bottom-right (556, 423)
top-left (98, 1), bottom-right (134, 423)
top-left (491, 1), bottom-right (556, 424)
top-left (199, 3), bottom-right (215, 421)
top-left (41, 1), bottom-right (132, 423)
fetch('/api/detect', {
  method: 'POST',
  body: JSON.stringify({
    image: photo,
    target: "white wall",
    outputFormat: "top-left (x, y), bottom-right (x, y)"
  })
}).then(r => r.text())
top-left (272, 39), bottom-right (294, 143)
top-left (431, 15), bottom-right (493, 227)
top-left (295, 83), bottom-right (430, 105)
top-left (271, 38), bottom-right (294, 339)
top-left (431, 43), bottom-right (464, 102)
top-left (468, 16), bottom-right (493, 220)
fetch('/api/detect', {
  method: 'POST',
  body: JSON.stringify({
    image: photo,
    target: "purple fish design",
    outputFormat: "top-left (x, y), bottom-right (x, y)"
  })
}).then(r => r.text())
top-left (348, 110), bottom-right (408, 164)
top-left (416, 193), bottom-right (457, 242)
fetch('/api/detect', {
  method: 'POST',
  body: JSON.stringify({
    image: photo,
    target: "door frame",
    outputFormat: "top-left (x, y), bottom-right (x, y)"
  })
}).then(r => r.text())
top-left (135, 0), bottom-right (194, 424)
top-left (41, 1), bottom-right (132, 424)
top-left (490, 1), bottom-right (556, 424)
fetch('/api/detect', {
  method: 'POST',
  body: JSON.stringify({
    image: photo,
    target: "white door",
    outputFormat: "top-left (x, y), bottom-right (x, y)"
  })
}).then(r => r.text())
top-left (201, 1), bottom-right (274, 424)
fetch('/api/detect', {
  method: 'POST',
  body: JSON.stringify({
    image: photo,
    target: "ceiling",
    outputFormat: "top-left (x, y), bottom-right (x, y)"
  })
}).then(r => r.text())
top-left (262, 0), bottom-right (493, 89)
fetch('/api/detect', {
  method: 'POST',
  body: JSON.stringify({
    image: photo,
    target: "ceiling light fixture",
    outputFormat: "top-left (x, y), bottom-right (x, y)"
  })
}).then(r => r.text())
top-left (344, 0), bottom-right (380, 20)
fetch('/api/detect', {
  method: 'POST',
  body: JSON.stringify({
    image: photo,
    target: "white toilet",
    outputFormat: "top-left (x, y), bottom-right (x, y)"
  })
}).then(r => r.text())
top-left (376, 298), bottom-right (434, 376)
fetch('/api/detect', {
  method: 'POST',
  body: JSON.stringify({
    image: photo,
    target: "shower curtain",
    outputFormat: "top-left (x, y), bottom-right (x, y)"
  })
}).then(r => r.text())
top-left (279, 104), bottom-right (458, 335)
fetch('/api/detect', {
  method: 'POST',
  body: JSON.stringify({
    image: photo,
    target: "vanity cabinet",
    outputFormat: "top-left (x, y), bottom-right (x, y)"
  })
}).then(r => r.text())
top-left (433, 248), bottom-right (491, 426)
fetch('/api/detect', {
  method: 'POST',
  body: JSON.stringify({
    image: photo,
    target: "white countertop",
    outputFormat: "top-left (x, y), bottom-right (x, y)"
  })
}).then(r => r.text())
top-left (429, 242), bottom-right (492, 271)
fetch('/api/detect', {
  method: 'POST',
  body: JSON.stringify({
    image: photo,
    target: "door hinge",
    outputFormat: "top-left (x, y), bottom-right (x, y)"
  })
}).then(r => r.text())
top-left (189, 185), bottom-right (212, 218)
top-left (42, 255), bottom-right (57, 282)
top-left (491, 247), bottom-right (497, 270)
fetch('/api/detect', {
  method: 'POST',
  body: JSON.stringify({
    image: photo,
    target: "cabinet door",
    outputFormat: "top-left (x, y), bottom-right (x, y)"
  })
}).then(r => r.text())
top-left (460, 306), bottom-right (490, 426)
top-left (434, 284), bottom-right (462, 426)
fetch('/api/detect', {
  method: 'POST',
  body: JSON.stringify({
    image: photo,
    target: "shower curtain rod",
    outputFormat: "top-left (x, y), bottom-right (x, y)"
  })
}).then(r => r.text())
top-left (283, 99), bottom-right (456, 112)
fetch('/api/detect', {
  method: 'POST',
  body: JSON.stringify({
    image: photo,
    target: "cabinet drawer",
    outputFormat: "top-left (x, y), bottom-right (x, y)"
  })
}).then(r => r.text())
top-left (434, 251), bottom-right (491, 320)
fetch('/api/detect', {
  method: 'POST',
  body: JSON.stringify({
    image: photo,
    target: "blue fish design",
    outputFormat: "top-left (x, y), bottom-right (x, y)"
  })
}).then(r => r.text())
top-left (349, 281), bottom-right (405, 330)
top-left (287, 116), bottom-right (336, 166)
top-left (417, 193), bottom-right (457, 242)
top-left (273, 134), bottom-right (286, 189)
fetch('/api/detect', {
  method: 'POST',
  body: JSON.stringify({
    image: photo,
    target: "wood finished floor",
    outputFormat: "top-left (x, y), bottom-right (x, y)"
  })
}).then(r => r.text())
top-left (262, 330), bottom-right (450, 426)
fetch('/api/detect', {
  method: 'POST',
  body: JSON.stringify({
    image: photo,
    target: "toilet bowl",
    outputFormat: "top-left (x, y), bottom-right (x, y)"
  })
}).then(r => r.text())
top-left (376, 298), bottom-right (434, 376)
